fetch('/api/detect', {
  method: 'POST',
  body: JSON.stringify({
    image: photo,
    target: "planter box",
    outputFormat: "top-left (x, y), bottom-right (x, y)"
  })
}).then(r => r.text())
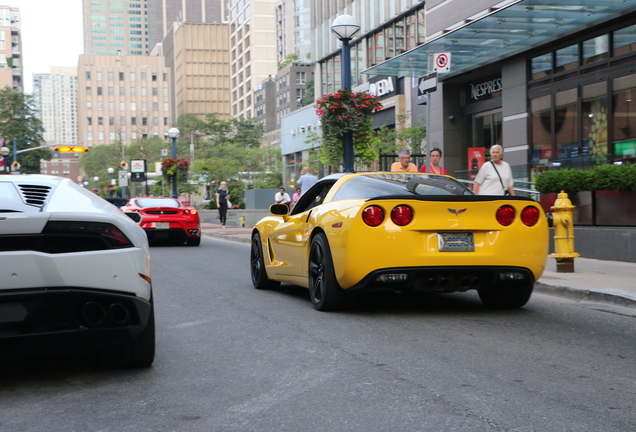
top-left (595, 191), bottom-right (636, 226)
top-left (539, 191), bottom-right (594, 225)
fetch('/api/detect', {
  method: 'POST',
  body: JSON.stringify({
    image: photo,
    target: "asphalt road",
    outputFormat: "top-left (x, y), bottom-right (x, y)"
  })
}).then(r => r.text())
top-left (1, 236), bottom-right (635, 432)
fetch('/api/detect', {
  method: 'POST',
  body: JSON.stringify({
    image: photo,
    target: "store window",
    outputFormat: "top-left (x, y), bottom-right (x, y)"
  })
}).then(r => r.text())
top-left (612, 74), bottom-right (636, 160)
top-left (472, 110), bottom-right (502, 149)
top-left (530, 95), bottom-right (553, 166)
top-left (582, 82), bottom-right (608, 163)
top-left (613, 24), bottom-right (636, 56)
top-left (555, 88), bottom-right (578, 160)
top-left (583, 35), bottom-right (609, 65)
top-left (555, 44), bottom-right (579, 73)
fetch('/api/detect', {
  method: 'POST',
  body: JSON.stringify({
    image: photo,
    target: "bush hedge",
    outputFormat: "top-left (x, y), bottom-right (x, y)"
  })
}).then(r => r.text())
top-left (535, 163), bottom-right (636, 193)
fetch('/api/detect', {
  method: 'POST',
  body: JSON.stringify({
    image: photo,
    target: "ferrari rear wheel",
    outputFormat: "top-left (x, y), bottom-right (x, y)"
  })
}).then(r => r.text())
top-left (478, 283), bottom-right (534, 309)
top-left (309, 233), bottom-right (346, 311)
top-left (187, 236), bottom-right (201, 246)
top-left (250, 232), bottom-right (280, 290)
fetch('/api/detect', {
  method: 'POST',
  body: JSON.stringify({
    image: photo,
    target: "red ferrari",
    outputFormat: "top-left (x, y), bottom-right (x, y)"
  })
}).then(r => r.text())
top-left (121, 197), bottom-right (201, 246)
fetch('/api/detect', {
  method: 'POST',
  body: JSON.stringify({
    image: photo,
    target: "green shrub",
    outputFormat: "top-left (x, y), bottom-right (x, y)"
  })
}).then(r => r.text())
top-left (535, 163), bottom-right (635, 193)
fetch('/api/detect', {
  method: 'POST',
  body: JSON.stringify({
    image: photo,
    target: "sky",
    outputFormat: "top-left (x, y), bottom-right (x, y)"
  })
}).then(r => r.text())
top-left (9, 0), bottom-right (84, 93)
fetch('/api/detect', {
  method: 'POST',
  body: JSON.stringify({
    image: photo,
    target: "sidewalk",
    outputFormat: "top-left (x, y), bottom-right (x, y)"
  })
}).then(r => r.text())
top-left (201, 223), bottom-right (636, 308)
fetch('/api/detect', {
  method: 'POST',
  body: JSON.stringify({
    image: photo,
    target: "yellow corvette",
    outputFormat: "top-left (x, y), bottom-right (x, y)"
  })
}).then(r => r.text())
top-left (250, 172), bottom-right (549, 311)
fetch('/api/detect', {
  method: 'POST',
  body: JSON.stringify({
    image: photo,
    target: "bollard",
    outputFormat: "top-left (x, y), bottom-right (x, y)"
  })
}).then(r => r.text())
top-left (549, 190), bottom-right (580, 273)
top-left (239, 216), bottom-right (246, 227)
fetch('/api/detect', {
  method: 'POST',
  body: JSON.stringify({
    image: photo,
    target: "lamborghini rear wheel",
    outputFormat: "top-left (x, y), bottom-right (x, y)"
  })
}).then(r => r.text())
top-left (309, 233), bottom-right (345, 311)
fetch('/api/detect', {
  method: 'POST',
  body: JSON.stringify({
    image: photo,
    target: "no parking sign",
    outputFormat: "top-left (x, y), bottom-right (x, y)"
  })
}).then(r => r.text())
top-left (433, 52), bottom-right (451, 73)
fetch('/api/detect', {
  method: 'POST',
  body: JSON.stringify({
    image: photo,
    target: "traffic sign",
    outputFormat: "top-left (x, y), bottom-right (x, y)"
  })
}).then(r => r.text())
top-left (418, 73), bottom-right (437, 96)
top-left (433, 52), bottom-right (451, 73)
top-left (161, 149), bottom-right (168, 157)
top-left (118, 170), bottom-right (128, 187)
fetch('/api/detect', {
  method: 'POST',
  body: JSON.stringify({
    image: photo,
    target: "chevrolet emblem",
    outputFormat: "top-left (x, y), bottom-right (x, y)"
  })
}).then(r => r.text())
top-left (447, 208), bottom-right (467, 215)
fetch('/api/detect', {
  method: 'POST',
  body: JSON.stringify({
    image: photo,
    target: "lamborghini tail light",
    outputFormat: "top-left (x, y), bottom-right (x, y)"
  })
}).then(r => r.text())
top-left (362, 205), bottom-right (385, 227)
top-left (521, 206), bottom-right (540, 227)
top-left (496, 205), bottom-right (515, 226)
top-left (391, 205), bottom-right (414, 226)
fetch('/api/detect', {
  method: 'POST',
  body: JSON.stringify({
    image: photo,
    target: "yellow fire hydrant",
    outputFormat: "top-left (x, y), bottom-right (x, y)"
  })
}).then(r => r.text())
top-left (550, 190), bottom-right (580, 273)
top-left (239, 216), bottom-right (246, 227)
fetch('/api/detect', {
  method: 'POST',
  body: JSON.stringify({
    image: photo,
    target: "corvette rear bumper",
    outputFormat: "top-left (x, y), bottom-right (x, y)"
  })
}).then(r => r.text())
top-left (346, 266), bottom-right (535, 293)
top-left (0, 288), bottom-right (152, 358)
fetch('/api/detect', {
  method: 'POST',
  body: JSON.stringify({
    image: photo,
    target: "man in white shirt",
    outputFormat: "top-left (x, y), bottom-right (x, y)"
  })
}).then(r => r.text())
top-left (473, 145), bottom-right (515, 196)
top-left (274, 188), bottom-right (291, 206)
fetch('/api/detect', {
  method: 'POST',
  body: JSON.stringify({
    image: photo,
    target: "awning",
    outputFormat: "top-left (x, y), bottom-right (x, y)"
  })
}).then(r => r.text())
top-left (364, 0), bottom-right (636, 79)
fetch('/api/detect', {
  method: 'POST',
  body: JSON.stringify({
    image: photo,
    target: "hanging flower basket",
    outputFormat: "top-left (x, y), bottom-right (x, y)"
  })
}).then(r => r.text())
top-left (315, 89), bottom-right (383, 167)
top-left (162, 158), bottom-right (190, 181)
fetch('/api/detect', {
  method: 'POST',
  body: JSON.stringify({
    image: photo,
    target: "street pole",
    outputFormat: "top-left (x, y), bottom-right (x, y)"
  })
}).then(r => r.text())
top-left (168, 127), bottom-right (180, 199)
top-left (331, 15), bottom-right (360, 173)
top-left (12, 138), bottom-right (17, 165)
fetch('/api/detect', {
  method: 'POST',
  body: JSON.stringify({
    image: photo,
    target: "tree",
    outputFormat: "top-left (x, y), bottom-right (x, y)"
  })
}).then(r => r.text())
top-left (373, 114), bottom-right (427, 155)
top-left (0, 87), bottom-right (49, 173)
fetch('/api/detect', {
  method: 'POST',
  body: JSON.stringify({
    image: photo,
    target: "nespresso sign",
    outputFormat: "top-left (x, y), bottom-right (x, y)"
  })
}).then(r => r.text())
top-left (468, 76), bottom-right (502, 101)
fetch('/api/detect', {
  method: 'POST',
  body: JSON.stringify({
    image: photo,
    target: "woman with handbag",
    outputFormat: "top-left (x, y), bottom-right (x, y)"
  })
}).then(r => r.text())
top-left (473, 144), bottom-right (515, 196)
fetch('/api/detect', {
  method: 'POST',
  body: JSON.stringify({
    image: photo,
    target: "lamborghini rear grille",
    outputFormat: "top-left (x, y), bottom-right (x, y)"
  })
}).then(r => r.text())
top-left (18, 184), bottom-right (52, 207)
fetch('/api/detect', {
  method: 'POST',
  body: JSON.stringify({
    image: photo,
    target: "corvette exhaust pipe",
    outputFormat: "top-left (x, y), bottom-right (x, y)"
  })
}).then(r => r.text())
top-left (82, 302), bottom-right (106, 326)
top-left (108, 303), bottom-right (130, 325)
top-left (437, 277), bottom-right (449, 289)
top-left (471, 277), bottom-right (482, 289)
top-left (424, 277), bottom-right (438, 290)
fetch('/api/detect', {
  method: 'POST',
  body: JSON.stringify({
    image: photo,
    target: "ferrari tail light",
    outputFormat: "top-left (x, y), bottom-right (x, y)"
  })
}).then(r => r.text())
top-left (496, 205), bottom-right (515, 226)
top-left (521, 206), bottom-right (540, 226)
top-left (362, 205), bottom-right (385, 227)
top-left (186, 208), bottom-right (197, 215)
top-left (391, 205), bottom-right (414, 226)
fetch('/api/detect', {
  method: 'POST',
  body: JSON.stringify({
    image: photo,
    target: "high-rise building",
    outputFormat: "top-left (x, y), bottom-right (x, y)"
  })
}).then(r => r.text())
top-left (83, 0), bottom-right (148, 55)
top-left (147, 0), bottom-right (225, 49)
top-left (83, 0), bottom-right (224, 56)
top-left (33, 67), bottom-right (79, 146)
top-left (0, 5), bottom-right (23, 90)
top-left (77, 54), bottom-right (172, 147)
top-left (162, 22), bottom-right (230, 122)
top-left (229, 0), bottom-right (278, 119)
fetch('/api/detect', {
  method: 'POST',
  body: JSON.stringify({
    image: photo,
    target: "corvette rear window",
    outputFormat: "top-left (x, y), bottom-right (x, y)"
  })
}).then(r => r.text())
top-left (332, 174), bottom-right (472, 201)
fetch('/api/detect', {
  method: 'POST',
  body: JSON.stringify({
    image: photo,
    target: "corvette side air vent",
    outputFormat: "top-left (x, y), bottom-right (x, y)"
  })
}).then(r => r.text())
top-left (18, 184), bottom-right (52, 207)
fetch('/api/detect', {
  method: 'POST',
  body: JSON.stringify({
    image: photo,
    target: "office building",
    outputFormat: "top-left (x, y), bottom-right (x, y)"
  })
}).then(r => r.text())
top-left (0, 5), bottom-right (22, 90)
top-left (32, 67), bottom-right (79, 146)
top-left (77, 54), bottom-right (172, 147)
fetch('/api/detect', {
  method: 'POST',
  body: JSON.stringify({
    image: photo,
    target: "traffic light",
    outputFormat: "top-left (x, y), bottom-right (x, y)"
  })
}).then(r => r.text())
top-left (120, 161), bottom-right (128, 168)
top-left (54, 146), bottom-right (89, 153)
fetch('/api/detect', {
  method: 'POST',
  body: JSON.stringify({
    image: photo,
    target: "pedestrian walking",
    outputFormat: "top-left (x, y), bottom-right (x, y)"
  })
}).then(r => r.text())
top-left (473, 145), bottom-right (515, 196)
top-left (419, 147), bottom-right (448, 175)
top-left (216, 181), bottom-right (231, 228)
top-left (391, 149), bottom-right (418, 172)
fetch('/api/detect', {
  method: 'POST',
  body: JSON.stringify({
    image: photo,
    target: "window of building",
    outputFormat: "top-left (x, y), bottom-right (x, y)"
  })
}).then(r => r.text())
top-left (131, 116), bottom-right (136, 125)
top-left (98, 116), bottom-right (103, 126)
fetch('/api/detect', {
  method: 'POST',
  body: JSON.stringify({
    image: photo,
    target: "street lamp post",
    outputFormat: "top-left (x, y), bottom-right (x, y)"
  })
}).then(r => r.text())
top-left (107, 167), bottom-right (115, 197)
top-left (331, 14), bottom-right (360, 173)
top-left (167, 127), bottom-right (180, 198)
top-left (94, 176), bottom-right (99, 189)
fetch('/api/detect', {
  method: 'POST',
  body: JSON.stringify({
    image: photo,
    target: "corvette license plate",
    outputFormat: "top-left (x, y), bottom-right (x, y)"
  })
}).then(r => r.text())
top-left (155, 222), bottom-right (170, 229)
top-left (438, 232), bottom-right (474, 252)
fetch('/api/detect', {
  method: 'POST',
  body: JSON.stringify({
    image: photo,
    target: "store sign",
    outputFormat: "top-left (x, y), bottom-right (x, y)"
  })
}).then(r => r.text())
top-left (369, 76), bottom-right (396, 98)
top-left (468, 76), bottom-right (502, 101)
top-left (130, 159), bottom-right (146, 182)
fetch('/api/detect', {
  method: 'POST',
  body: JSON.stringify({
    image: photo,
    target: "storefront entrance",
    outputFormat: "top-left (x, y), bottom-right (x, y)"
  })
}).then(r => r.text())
top-left (473, 109), bottom-right (503, 149)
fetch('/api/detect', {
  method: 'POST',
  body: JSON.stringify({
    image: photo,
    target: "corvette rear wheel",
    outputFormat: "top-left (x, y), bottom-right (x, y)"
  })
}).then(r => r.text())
top-left (478, 283), bottom-right (534, 309)
top-left (250, 232), bottom-right (280, 290)
top-left (309, 233), bottom-right (346, 311)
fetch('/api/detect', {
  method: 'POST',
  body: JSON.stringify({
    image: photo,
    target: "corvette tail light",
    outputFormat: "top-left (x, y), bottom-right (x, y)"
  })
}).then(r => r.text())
top-left (521, 206), bottom-right (540, 227)
top-left (391, 205), bottom-right (414, 226)
top-left (362, 205), bottom-right (385, 227)
top-left (496, 205), bottom-right (515, 226)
